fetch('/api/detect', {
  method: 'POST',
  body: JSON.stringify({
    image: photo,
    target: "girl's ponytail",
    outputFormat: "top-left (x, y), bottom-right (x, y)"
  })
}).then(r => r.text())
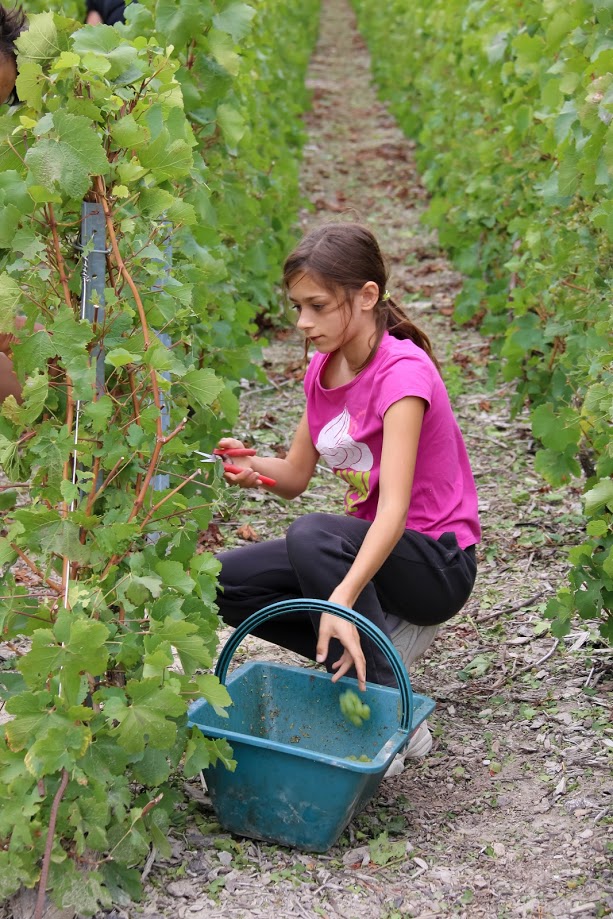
top-left (375, 296), bottom-right (441, 373)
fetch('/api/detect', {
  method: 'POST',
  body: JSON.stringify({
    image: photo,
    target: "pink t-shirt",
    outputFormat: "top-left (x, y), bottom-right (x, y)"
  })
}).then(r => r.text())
top-left (303, 332), bottom-right (481, 549)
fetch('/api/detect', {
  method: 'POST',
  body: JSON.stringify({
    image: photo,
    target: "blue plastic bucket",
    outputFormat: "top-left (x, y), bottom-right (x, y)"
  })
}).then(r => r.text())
top-left (188, 599), bottom-right (436, 852)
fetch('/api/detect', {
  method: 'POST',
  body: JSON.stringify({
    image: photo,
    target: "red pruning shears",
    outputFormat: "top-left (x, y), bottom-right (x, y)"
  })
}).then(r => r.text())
top-left (196, 448), bottom-right (277, 487)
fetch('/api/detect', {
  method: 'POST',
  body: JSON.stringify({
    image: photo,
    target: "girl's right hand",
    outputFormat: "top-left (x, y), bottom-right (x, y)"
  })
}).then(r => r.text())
top-left (316, 612), bottom-right (367, 691)
top-left (216, 438), bottom-right (262, 489)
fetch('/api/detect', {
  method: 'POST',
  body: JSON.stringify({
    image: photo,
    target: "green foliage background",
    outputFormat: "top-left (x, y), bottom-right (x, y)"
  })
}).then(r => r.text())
top-left (0, 0), bottom-right (318, 912)
top-left (353, 0), bottom-right (613, 642)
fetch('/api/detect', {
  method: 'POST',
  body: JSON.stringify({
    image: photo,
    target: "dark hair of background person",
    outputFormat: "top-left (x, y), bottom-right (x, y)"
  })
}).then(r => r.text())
top-left (283, 222), bottom-right (440, 372)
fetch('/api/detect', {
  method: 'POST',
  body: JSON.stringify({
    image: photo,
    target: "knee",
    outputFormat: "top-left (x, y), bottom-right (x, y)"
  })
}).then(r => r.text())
top-left (286, 513), bottom-right (329, 561)
top-left (216, 547), bottom-right (247, 590)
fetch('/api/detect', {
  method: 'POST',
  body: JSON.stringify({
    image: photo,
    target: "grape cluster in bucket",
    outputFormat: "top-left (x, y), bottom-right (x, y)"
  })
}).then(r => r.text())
top-left (339, 689), bottom-right (371, 727)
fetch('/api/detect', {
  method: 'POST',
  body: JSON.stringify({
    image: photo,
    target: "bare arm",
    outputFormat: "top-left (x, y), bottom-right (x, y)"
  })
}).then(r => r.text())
top-left (219, 409), bottom-right (319, 499)
top-left (316, 396), bottom-right (426, 688)
top-left (0, 316), bottom-right (44, 356)
top-left (0, 316), bottom-right (26, 355)
top-left (0, 333), bottom-right (16, 356)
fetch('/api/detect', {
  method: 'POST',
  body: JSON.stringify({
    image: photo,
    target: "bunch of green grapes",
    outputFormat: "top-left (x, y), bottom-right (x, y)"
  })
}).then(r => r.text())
top-left (339, 689), bottom-right (371, 727)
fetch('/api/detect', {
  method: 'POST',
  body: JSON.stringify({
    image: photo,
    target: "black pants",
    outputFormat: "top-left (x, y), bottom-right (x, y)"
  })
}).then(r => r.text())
top-left (217, 513), bottom-right (477, 686)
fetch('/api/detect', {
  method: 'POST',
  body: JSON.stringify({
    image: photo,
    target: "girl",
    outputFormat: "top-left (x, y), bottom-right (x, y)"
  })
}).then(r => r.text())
top-left (216, 223), bottom-right (480, 764)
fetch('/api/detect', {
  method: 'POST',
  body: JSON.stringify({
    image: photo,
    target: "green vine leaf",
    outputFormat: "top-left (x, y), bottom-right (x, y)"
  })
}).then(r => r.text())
top-left (213, 3), bottom-right (256, 42)
top-left (0, 852), bottom-right (34, 901)
top-left (0, 273), bottom-right (23, 331)
top-left (49, 862), bottom-right (112, 917)
top-left (11, 331), bottom-right (56, 377)
top-left (14, 12), bottom-right (64, 64)
top-left (110, 115), bottom-right (151, 150)
top-left (149, 617), bottom-right (213, 676)
top-left (103, 679), bottom-right (185, 754)
top-left (4, 689), bottom-right (56, 749)
top-left (584, 478), bottom-right (613, 515)
top-left (25, 723), bottom-right (92, 778)
top-left (192, 673), bottom-right (232, 717)
top-left (25, 112), bottom-right (109, 199)
top-left (181, 368), bottom-right (224, 407)
top-left (217, 103), bottom-right (246, 149)
top-left (184, 729), bottom-right (236, 777)
top-left (155, 0), bottom-right (210, 47)
top-left (139, 131), bottom-right (194, 181)
top-left (15, 61), bottom-right (45, 109)
top-left (154, 559), bottom-right (196, 594)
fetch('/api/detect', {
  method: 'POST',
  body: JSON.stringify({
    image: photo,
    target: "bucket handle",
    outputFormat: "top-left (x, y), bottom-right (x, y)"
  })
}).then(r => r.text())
top-left (215, 599), bottom-right (414, 733)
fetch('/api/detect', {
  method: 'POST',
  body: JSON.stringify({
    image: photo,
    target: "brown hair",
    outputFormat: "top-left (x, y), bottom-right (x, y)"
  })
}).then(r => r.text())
top-left (0, 5), bottom-right (25, 57)
top-left (283, 222), bottom-right (440, 372)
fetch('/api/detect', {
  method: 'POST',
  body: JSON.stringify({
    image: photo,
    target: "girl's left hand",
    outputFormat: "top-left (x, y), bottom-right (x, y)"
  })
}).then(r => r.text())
top-left (316, 611), bottom-right (366, 691)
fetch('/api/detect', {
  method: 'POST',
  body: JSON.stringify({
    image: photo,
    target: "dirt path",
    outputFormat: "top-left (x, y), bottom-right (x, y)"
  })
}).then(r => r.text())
top-left (130, 1), bottom-right (612, 917)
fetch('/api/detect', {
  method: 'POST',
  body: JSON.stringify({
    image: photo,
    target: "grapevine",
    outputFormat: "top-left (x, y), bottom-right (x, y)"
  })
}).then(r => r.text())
top-left (353, 0), bottom-right (613, 643)
top-left (0, 1), bottom-right (319, 913)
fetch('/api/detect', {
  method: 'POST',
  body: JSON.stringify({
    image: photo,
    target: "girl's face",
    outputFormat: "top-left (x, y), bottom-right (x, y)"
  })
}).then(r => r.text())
top-left (0, 55), bottom-right (17, 106)
top-left (287, 271), bottom-right (376, 354)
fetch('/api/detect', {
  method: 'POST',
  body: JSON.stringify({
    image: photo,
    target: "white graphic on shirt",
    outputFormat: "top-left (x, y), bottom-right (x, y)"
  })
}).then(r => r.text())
top-left (316, 407), bottom-right (374, 514)
top-left (316, 407), bottom-right (373, 471)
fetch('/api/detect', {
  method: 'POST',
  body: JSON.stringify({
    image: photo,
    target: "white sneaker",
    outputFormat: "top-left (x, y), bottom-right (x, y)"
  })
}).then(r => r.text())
top-left (405, 720), bottom-right (433, 757)
top-left (384, 721), bottom-right (432, 778)
top-left (382, 617), bottom-right (437, 778)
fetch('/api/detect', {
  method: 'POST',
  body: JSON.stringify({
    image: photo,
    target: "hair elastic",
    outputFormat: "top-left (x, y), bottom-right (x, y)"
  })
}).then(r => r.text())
top-left (381, 290), bottom-right (391, 301)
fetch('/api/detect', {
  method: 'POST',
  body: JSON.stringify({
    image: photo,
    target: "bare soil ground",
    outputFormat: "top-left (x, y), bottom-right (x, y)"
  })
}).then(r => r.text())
top-left (5, 1), bottom-right (611, 918)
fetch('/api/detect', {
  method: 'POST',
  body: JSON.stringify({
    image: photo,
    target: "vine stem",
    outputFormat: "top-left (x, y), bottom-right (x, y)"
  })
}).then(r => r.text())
top-left (186, 38), bottom-right (197, 69)
top-left (46, 204), bottom-right (73, 311)
top-left (127, 417), bottom-right (187, 523)
top-left (94, 176), bottom-right (160, 397)
top-left (35, 768), bottom-right (70, 919)
top-left (143, 500), bottom-right (213, 526)
top-left (561, 279), bottom-right (591, 294)
top-left (10, 544), bottom-right (63, 595)
top-left (548, 336), bottom-right (565, 370)
top-left (89, 455), bottom-right (126, 506)
top-left (47, 200), bottom-right (77, 605)
top-left (127, 368), bottom-right (142, 424)
top-left (94, 175), bottom-right (172, 523)
top-left (99, 419), bottom-right (188, 580)
top-left (139, 470), bottom-right (200, 529)
top-left (107, 793), bottom-right (164, 861)
top-left (0, 607), bottom-right (53, 623)
top-left (83, 454), bottom-right (102, 520)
